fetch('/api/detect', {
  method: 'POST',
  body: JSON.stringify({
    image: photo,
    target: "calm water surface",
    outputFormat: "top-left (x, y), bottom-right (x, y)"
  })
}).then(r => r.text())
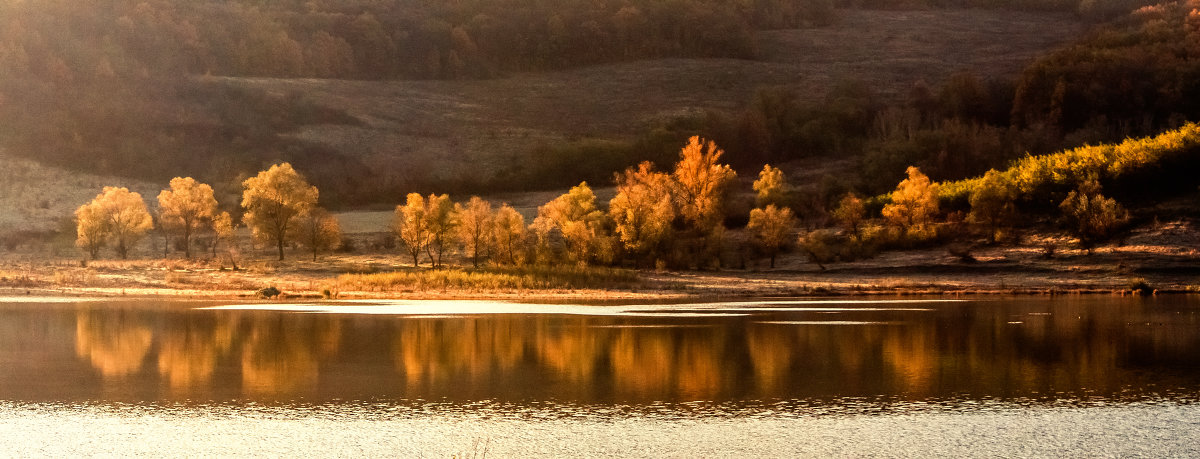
top-left (1, 296), bottom-right (1199, 456)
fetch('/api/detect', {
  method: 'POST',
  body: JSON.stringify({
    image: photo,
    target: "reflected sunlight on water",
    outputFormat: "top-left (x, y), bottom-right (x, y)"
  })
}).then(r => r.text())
top-left (1, 296), bottom-right (1200, 455)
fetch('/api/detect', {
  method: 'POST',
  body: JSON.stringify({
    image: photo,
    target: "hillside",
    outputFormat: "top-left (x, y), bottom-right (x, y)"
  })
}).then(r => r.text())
top-left (214, 9), bottom-right (1080, 199)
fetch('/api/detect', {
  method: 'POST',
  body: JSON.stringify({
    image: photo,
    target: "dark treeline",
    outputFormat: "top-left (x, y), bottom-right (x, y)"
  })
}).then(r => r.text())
top-left (0, 0), bottom-right (836, 81)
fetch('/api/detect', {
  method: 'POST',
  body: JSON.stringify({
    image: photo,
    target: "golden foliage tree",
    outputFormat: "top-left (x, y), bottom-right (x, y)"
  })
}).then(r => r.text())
top-left (968, 169), bottom-right (1016, 243)
top-left (76, 186), bottom-right (154, 259)
top-left (241, 163), bottom-right (319, 261)
top-left (882, 166), bottom-right (939, 234)
top-left (534, 182), bottom-right (612, 265)
top-left (747, 204), bottom-right (797, 268)
top-left (1060, 180), bottom-right (1129, 254)
top-left (74, 201), bottom-right (108, 260)
top-left (610, 162), bottom-right (676, 263)
top-left (752, 164), bottom-right (789, 208)
top-left (297, 208), bottom-right (342, 261)
top-left (393, 193), bottom-right (430, 267)
top-left (211, 211), bottom-right (237, 267)
top-left (672, 136), bottom-right (737, 232)
top-left (492, 204), bottom-right (527, 266)
top-left (831, 193), bottom-right (865, 241)
top-left (157, 177), bottom-right (218, 259)
top-left (425, 194), bottom-right (456, 268)
top-left (455, 196), bottom-right (494, 268)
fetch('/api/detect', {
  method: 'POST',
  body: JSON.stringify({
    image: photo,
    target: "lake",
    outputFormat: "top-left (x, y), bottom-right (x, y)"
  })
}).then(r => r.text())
top-left (1, 296), bottom-right (1199, 456)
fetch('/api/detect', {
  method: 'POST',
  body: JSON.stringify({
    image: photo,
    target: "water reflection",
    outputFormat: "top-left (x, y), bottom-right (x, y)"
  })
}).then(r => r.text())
top-left (0, 297), bottom-right (1198, 406)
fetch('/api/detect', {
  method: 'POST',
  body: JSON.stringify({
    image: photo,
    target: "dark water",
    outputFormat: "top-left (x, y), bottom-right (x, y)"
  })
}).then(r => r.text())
top-left (2, 296), bottom-right (1199, 455)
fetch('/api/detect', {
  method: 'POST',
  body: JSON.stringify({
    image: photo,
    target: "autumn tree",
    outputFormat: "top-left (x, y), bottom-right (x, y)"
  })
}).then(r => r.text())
top-left (969, 169), bottom-right (1017, 243)
top-left (610, 162), bottom-right (676, 264)
top-left (75, 201), bottom-right (107, 260)
top-left (747, 204), bottom-right (797, 268)
top-left (297, 208), bottom-right (342, 261)
top-left (76, 187), bottom-right (156, 259)
top-left (393, 193), bottom-right (430, 267)
top-left (1060, 181), bottom-right (1128, 254)
top-left (492, 204), bottom-right (527, 266)
top-left (455, 196), bottom-right (493, 268)
top-left (831, 193), bottom-right (866, 241)
top-left (533, 182), bottom-right (612, 265)
top-left (211, 211), bottom-right (236, 262)
top-left (882, 166), bottom-right (939, 235)
top-left (241, 163), bottom-right (319, 261)
top-left (157, 177), bottom-right (218, 258)
top-left (673, 136), bottom-right (737, 232)
top-left (424, 194), bottom-right (456, 268)
top-left (753, 164), bottom-right (790, 208)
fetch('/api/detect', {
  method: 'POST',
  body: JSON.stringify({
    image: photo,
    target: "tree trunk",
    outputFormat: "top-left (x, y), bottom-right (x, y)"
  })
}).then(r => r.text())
top-left (769, 253), bottom-right (776, 269)
top-left (183, 226), bottom-right (192, 259)
top-left (277, 239), bottom-right (285, 261)
top-left (118, 240), bottom-right (128, 259)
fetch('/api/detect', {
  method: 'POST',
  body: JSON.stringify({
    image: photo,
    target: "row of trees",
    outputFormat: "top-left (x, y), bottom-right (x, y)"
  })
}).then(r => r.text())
top-left (75, 132), bottom-right (1140, 266)
top-left (75, 164), bottom-right (342, 262)
top-left (390, 137), bottom-right (740, 269)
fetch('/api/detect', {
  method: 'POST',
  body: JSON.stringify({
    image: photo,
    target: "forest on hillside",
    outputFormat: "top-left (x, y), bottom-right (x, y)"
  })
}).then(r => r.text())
top-left (0, 0), bottom-right (1176, 210)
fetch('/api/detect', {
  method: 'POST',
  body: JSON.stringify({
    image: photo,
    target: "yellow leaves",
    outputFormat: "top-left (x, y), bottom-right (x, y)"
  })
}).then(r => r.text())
top-left (747, 204), bottom-right (796, 267)
top-left (241, 163), bottom-right (319, 260)
top-left (75, 186), bottom-right (153, 259)
top-left (535, 182), bottom-right (611, 264)
top-left (492, 204), bottom-right (527, 266)
top-left (882, 166), bottom-right (939, 233)
top-left (673, 136), bottom-right (737, 231)
top-left (610, 162), bottom-right (675, 256)
top-left (158, 177), bottom-right (217, 229)
top-left (752, 164), bottom-right (789, 208)
top-left (157, 176), bottom-right (218, 258)
top-left (455, 196), bottom-right (494, 268)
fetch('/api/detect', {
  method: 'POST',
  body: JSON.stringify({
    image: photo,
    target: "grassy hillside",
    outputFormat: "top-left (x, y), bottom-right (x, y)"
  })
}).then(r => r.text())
top-left (216, 9), bottom-right (1080, 201)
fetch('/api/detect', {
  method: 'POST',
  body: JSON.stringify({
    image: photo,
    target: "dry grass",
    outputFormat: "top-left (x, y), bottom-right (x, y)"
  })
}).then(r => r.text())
top-left (338, 265), bottom-right (641, 292)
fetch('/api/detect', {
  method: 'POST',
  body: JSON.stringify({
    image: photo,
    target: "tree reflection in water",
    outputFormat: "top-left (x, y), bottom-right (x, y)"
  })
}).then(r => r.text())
top-left (40, 298), bottom-right (1200, 404)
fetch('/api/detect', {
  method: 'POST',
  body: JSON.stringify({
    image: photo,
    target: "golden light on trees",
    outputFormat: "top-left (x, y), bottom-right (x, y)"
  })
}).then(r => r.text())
top-left (392, 193), bottom-right (457, 268)
top-left (831, 193), bottom-right (866, 241)
top-left (456, 196), bottom-right (494, 268)
top-left (534, 182), bottom-right (611, 265)
top-left (157, 177), bottom-right (218, 259)
top-left (424, 194), bottom-right (456, 268)
top-left (211, 211), bottom-right (235, 259)
top-left (76, 186), bottom-right (154, 259)
top-left (882, 166), bottom-right (939, 234)
top-left (610, 162), bottom-right (676, 263)
top-left (297, 208), bottom-right (342, 261)
top-left (968, 169), bottom-right (1016, 243)
top-left (241, 163), bottom-right (319, 261)
top-left (672, 136), bottom-right (737, 232)
top-left (394, 193), bottom-right (430, 267)
top-left (747, 204), bottom-right (797, 268)
top-left (492, 204), bottom-right (527, 266)
top-left (752, 164), bottom-right (789, 208)
top-left (74, 201), bottom-right (107, 260)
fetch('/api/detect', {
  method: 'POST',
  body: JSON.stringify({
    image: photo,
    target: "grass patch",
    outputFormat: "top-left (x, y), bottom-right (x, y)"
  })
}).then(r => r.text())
top-left (337, 265), bottom-right (641, 292)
